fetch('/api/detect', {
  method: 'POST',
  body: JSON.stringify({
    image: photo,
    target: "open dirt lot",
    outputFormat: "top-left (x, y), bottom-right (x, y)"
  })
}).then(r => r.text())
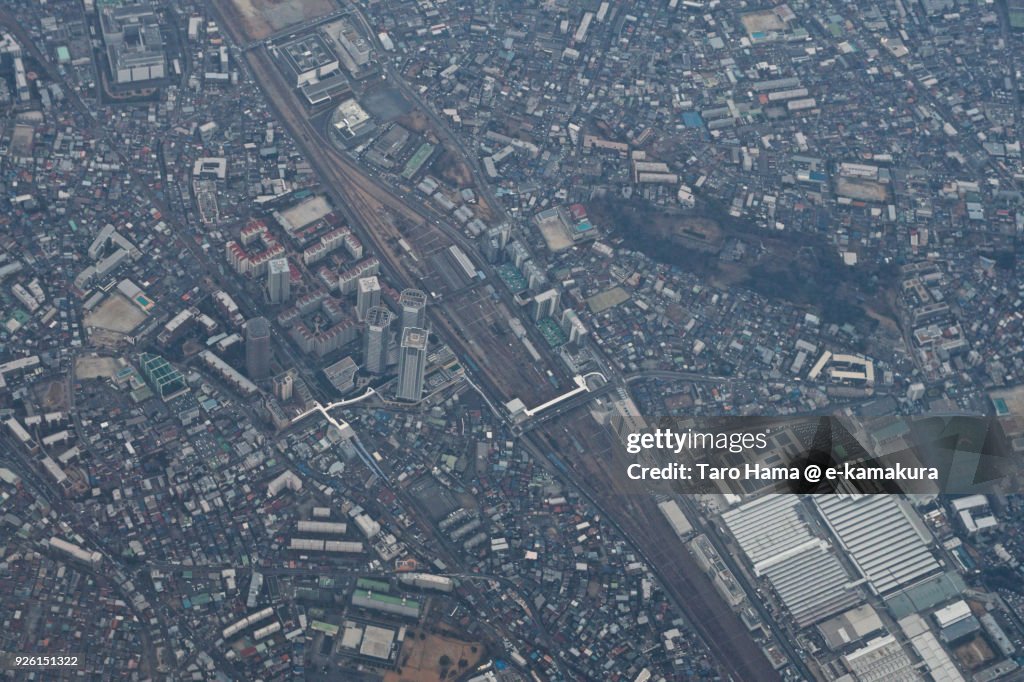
top-left (435, 147), bottom-right (473, 188)
top-left (361, 86), bottom-right (414, 122)
top-left (33, 379), bottom-right (68, 411)
top-left (587, 286), bottom-right (631, 314)
top-left (75, 355), bottom-right (123, 380)
top-left (387, 632), bottom-right (483, 682)
top-left (85, 293), bottom-right (147, 334)
top-left (836, 176), bottom-right (889, 202)
top-left (990, 384), bottom-right (1024, 438)
top-left (214, 0), bottom-right (337, 42)
top-left (954, 636), bottom-right (994, 670)
top-left (535, 211), bottom-right (573, 252)
top-left (396, 110), bottom-right (431, 134)
top-left (10, 124), bottom-right (34, 155)
top-left (741, 10), bottom-right (786, 34)
top-left (278, 194), bottom-right (332, 231)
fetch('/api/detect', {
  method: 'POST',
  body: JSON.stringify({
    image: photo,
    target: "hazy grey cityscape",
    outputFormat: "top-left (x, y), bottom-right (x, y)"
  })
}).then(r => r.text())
top-left (1, 0), bottom-right (1024, 680)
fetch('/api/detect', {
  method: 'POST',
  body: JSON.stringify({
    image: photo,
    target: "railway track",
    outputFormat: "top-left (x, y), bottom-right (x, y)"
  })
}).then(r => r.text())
top-left (530, 426), bottom-right (783, 682)
top-left (237, 37), bottom-right (780, 682)
top-left (241, 46), bottom-right (558, 407)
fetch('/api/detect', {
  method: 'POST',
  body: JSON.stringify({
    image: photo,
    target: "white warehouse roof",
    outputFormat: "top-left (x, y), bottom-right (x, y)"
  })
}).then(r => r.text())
top-left (815, 495), bottom-right (940, 595)
top-left (760, 544), bottom-right (863, 627)
top-left (722, 495), bottom-right (819, 568)
top-left (722, 495), bottom-right (861, 628)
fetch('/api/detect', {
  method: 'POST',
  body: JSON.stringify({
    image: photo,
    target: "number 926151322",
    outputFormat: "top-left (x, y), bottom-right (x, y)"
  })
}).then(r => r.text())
top-left (3, 654), bottom-right (81, 670)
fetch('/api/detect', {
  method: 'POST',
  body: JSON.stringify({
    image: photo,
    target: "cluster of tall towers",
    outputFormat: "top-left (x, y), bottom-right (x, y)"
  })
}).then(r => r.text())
top-left (360, 284), bottom-right (428, 402)
top-left (247, 267), bottom-right (430, 402)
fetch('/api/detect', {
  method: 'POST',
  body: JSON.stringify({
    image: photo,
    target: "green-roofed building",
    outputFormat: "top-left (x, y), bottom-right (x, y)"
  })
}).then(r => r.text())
top-left (401, 143), bottom-right (435, 180)
top-left (1012, 0), bottom-right (1024, 29)
top-left (537, 317), bottom-right (568, 348)
top-left (311, 620), bottom-right (340, 636)
top-left (884, 572), bottom-right (965, 619)
top-left (356, 578), bottom-right (390, 593)
top-left (352, 589), bottom-right (420, 619)
top-left (140, 353), bottom-right (189, 401)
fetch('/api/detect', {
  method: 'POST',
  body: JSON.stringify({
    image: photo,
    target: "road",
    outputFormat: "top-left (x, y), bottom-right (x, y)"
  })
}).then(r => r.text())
top-left (1, 434), bottom-right (169, 676)
top-left (264, 430), bottom-right (574, 679)
top-left (676, 494), bottom-right (815, 680)
top-left (625, 369), bottom-right (739, 384)
top-left (13, 5), bottom-right (796, 678)
top-left (230, 27), bottom-right (787, 682)
top-left (824, 1), bottom-right (1019, 191)
top-left (347, 5), bottom-right (511, 227)
top-left (237, 43), bottom-right (568, 410)
top-left (520, 430), bottom-right (782, 682)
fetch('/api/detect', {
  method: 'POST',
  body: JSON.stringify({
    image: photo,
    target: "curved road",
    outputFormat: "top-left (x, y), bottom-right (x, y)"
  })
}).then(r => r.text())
top-left (625, 370), bottom-right (738, 384)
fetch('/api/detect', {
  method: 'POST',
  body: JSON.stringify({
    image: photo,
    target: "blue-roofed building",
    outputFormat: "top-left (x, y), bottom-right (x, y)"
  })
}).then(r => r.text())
top-left (682, 112), bottom-right (704, 127)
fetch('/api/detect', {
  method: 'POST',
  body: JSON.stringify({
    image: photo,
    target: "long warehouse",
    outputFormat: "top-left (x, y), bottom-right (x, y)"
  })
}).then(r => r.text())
top-left (814, 495), bottom-right (940, 595)
top-left (721, 495), bottom-right (862, 627)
